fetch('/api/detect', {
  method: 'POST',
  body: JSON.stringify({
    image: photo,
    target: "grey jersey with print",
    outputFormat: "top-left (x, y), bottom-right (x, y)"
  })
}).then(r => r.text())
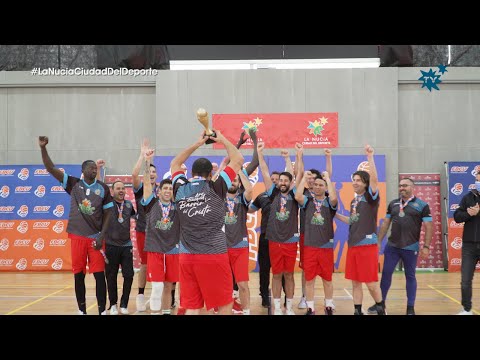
top-left (266, 186), bottom-right (299, 243)
top-left (303, 196), bottom-right (336, 248)
top-left (173, 173), bottom-right (230, 254)
top-left (105, 200), bottom-right (136, 246)
top-left (348, 188), bottom-right (380, 247)
top-left (63, 175), bottom-right (113, 238)
top-left (225, 192), bottom-right (249, 248)
top-left (143, 197), bottom-right (180, 254)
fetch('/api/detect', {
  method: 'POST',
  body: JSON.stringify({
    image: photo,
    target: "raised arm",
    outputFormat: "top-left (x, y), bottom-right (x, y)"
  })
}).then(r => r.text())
top-left (295, 170), bottom-right (310, 206)
top-left (96, 159), bottom-right (105, 181)
top-left (132, 138), bottom-right (150, 190)
top-left (238, 169), bottom-right (253, 203)
top-left (281, 150), bottom-right (294, 177)
top-left (244, 129), bottom-right (259, 176)
top-left (322, 171), bottom-right (337, 207)
top-left (209, 129), bottom-right (244, 175)
top-left (143, 149), bottom-right (155, 201)
top-left (294, 143), bottom-right (304, 184)
top-left (324, 149), bottom-right (332, 178)
top-left (38, 136), bottom-right (64, 183)
top-left (171, 132), bottom-right (208, 175)
top-left (365, 144), bottom-right (378, 194)
top-left (257, 142), bottom-right (272, 191)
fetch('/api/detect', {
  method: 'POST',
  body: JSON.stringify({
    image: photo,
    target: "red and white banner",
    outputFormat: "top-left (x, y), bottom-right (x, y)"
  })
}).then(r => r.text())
top-left (212, 113), bottom-right (338, 149)
top-left (399, 173), bottom-right (444, 269)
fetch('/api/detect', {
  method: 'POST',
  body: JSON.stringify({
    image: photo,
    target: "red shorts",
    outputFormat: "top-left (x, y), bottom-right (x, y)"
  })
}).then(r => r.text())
top-left (179, 253), bottom-right (233, 310)
top-left (147, 252), bottom-right (179, 283)
top-left (345, 244), bottom-right (379, 283)
top-left (68, 233), bottom-right (105, 274)
top-left (135, 231), bottom-right (147, 265)
top-left (303, 246), bottom-right (334, 281)
top-left (228, 247), bottom-right (249, 283)
top-left (299, 233), bottom-right (305, 269)
top-left (268, 241), bottom-right (298, 274)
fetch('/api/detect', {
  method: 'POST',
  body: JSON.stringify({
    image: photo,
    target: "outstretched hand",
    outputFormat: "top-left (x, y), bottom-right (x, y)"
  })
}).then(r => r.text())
top-left (38, 136), bottom-right (49, 147)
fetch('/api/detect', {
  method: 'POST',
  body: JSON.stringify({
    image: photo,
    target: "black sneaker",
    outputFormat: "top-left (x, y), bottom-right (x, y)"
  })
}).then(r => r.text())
top-left (367, 304), bottom-right (377, 314)
top-left (261, 295), bottom-right (270, 308)
top-left (376, 304), bottom-right (386, 315)
top-left (354, 309), bottom-right (364, 315)
top-left (406, 306), bottom-right (415, 315)
top-left (305, 308), bottom-right (315, 315)
top-left (324, 306), bottom-right (334, 315)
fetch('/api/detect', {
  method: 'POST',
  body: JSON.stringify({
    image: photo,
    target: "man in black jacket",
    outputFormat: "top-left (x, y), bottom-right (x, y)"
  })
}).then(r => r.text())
top-left (454, 170), bottom-right (480, 315)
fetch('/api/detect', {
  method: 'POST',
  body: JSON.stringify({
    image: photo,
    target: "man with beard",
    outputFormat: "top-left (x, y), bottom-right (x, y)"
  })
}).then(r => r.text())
top-left (105, 180), bottom-right (136, 315)
top-left (225, 170), bottom-right (253, 314)
top-left (257, 142), bottom-right (304, 315)
top-left (366, 177), bottom-right (432, 315)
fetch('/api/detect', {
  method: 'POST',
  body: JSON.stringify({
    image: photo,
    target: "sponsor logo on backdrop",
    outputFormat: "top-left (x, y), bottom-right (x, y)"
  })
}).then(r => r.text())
top-left (450, 166), bottom-right (469, 173)
top-left (18, 168), bottom-right (29, 180)
top-left (451, 183), bottom-right (463, 196)
top-left (50, 186), bottom-right (65, 193)
top-left (0, 185), bottom-right (10, 198)
top-left (0, 258), bottom-right (13, 265)
top-left (16, 258), bottom-right (27, 270)
top-left (33, 206), bottom-right (50, 214)
top-left (52, 221), bottom-right (64, 233)
top-left (34, 185), bottom-right (46, 198)
top-left (0, 239), bottom-right (9, 251)
top-left (34, 169), bottom-right (50, 176)
top-left (32, 259), bottom-right (49, 266)
top-left (450, 204), bottom-right (459, 210)
top-left (33, 221), bottom-right (50, 229)
top-left (451, 237), bottom-right (462, 250)
top-left (0, 206), bottom-right (15, 214)
top-left (15, 186), bottom-right (32, 194)
top-left (49, 239), bottom-right (67, 246)
top-left (471, 165), bottom-right (480, 177)
top-left (53, 205), bottom-right (64, 217)
top-left (450, 258), bottom-right (461, 265)
top-left (468, 184), bottom-right (476, 190)
top-left (33, 238), bottom-right (45, 251)
top-left (0, 221), bottom-right (15, 229)
top-left (17, 205), bottom-right (28, 217)
top-left (14, 239), bottom-right (31, 247)
top-left (17, 221), bottom-right (28, 233)
top-left (0, 169), bottom-right (15, 176)
top-left (450, 221), bottom-right (464, 228)
top-left (51, 258), bottom-right (63, 270)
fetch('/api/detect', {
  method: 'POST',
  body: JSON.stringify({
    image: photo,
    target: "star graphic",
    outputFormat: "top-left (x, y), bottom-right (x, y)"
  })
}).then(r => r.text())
top-left (242, 121), bottom-right (257, 131)
top-left (418, 68), bottom-right (442, 91)
top-left (253, 117), bottom-right (263, 126)
top-left (319, 116), bottom-right (328, 126)
top-left (437, 64), bottom-right (448, 75)
top-left (307, 120), bottom-right (324, 135)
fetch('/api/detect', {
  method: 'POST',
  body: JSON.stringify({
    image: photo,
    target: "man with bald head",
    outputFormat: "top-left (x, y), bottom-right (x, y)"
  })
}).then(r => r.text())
top-left (367, 177), bottom-right (432, 315)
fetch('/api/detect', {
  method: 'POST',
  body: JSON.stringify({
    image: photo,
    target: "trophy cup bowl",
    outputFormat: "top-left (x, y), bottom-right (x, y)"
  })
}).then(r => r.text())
top-left (196, 108), bottom-right (216, 144)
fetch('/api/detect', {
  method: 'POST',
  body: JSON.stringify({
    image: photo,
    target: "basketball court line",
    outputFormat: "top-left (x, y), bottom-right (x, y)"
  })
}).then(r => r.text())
top-left (5, 286), bottom-right (72, 315)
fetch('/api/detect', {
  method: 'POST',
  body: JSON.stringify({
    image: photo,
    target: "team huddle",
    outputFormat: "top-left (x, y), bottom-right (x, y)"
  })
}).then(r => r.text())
top-left (38, 127), bottom-right (435, 315)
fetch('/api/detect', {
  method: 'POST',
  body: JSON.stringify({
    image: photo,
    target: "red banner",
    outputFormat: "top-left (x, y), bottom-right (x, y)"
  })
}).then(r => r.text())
top-left (212, 113), bottom-right (338, 149)
top-left (399, 173), bottom-right (444, 269)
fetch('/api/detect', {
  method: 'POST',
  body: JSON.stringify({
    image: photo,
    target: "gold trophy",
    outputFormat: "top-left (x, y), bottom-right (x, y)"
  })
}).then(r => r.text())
top-left (196, 108), bottom-right (216, 144)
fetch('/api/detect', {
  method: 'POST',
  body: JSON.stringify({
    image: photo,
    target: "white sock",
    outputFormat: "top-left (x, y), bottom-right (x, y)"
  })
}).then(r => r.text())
top-left (325, 299), bottom-right (335, 308)
top-left (242, 309), bottom-right (250, 315)
top-left (149, 282), bottom-right (164, 312)
top-left (274, 298), bottom-right (281, 310)
top-left (307, 301), bottom-right (315, 310)
top-left (286, 298), bottom-right (293, 310)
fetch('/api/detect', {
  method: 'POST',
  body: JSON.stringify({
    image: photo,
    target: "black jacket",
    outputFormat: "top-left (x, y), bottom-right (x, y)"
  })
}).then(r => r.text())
top-left (454, 189), bottom-right (480, 244)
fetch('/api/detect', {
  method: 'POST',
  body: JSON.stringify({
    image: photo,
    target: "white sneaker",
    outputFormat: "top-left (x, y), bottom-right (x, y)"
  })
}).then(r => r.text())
top-left (100, 311), bottom-right (107, 315)
top-left (136, 294), bottom-right (146, 312)
top-left (109, 305), bottom-right (118, 315)
top-left (286, 309), bottom-right (296, 315)
top-left (77, 310), bottom-right (86, 315)
top-left (120, 307), bottom-right (129, 315)
top-left (274, 308), bottom-right (283, 315)
top-left (457, 310), bottom-right (473, 315)
top-left (298, 297), bottom-right (307, 309)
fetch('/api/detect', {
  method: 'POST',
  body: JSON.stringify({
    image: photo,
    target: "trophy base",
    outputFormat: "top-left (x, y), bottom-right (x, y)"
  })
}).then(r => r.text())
top-left (205, 131), bottom-right (216, 144)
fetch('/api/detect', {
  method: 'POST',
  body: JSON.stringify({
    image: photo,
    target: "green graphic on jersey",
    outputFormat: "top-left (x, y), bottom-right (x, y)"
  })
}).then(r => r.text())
top-left (79, 199), bottom-right (95, 215)
top-left (224, 213), bottom-right (238, 225)
top-left (156, 219), bottom-right (173, 231)
top-left (311, 213), bottom-right (325, 225)
top-left (275, 210), bottom-right (290, 221)
top-left (349, 213), bottom-right (360, 224)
